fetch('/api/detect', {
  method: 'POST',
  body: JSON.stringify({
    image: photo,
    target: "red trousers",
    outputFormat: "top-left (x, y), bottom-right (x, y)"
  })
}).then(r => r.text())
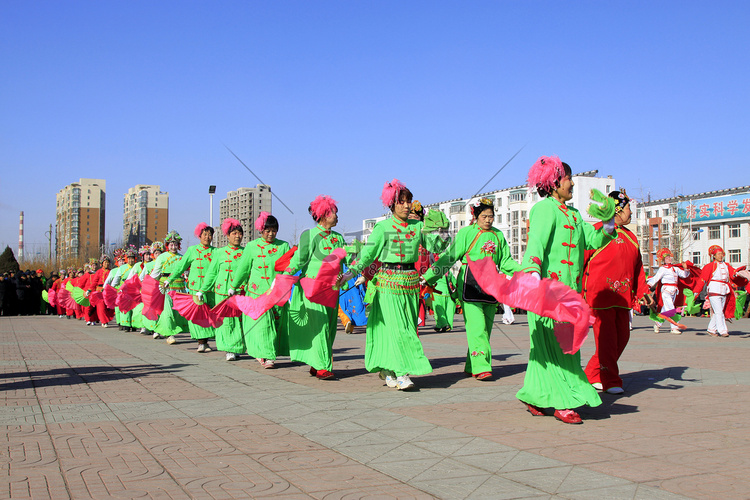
top-left (95, 302), bottom-right (115, 325)
top-left (84, 305), bottom-right (97, 323)
top-left (584, 307), bottom-right (630, 390)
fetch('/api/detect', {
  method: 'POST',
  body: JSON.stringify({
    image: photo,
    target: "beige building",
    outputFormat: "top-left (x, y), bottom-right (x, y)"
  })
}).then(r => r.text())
top-left (123, 185), bottom-right (169, 248)
top-left (214, 184), bottom-right (272, 247)
top-left (55, 178), bottom-right (106, 262)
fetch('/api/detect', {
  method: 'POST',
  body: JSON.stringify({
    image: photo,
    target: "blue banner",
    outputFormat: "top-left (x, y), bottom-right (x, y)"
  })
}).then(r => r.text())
top-left (677, 194), bottom-right (750, 223)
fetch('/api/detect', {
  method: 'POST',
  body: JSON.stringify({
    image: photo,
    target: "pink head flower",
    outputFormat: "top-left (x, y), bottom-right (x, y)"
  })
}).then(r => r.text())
top-left (527, 155), bottom-right (564, 193)
top-left (255, 212), bottom-right (270, 232)
top-left (194, 222), bottom-right (210, 238)
top-left (309, 195), bottom-right (338, 221)
top-left (221, 218), bottom-right (242, 236)
top-left (381, 179), bottom-right (406, 208)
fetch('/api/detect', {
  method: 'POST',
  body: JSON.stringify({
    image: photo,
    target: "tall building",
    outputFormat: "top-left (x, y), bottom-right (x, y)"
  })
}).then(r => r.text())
top-left (634, 185), bottom-right (750, 274)
top-left (214, 184), bottom-right (272, 247)
top-left (362, 170), bottom-right (617, 262)
top-left (123, 185), bottom-right (169, 248)
top-left (55, 178), bottom-right (106, 262)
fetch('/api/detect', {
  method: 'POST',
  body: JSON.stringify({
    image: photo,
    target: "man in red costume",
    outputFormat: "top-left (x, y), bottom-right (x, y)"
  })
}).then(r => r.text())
top-left (582, 190), bottom-right (649, 395)
top-left (695, 245), bottom-right (745, 337)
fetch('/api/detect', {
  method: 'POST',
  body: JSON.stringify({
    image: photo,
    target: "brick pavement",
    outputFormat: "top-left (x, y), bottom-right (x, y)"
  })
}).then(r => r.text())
top-left (1, 312), bottom-right (749, 499)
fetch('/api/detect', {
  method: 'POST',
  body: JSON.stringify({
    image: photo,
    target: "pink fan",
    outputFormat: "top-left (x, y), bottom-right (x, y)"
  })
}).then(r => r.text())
top-left (231, 274), bottom-right (299, 320)
top-left (299, 247), bottom-right (347, 308)
top-left (171, 292), bottom-right (216, 328)
top-left (467, 257), bottom-right (593, 354)
top-left (140, 275), bottom-right (166, 321)
top-left (48, 289), bottom-right (57, 308)
top-left (102, 284), bottom-right (118, 309)
top-left (116, 275), bottom-right (142, 313)
top-left (57, 287), bottom-right (75, 310)
top-left (211, 295), bottom-right (243, 322)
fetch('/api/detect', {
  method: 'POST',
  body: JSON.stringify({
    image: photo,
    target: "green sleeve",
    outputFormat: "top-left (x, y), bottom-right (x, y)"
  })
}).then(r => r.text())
top-left (423, 230), bottom-right (467, 285)
top-left (496, 233), bottom-right (522, 276)
top-left (286, 230), bottom-right (312, 275)
top-left (233, 246), bottom-right (254, 285)
top-left (199, 252), bottom-right (222, 292)
top-left (166, 247), bottom-right (194, 285)
top-left (580, 219), bottom-right (616, 250)
top-left (520, 200), bottom-right (555, 274)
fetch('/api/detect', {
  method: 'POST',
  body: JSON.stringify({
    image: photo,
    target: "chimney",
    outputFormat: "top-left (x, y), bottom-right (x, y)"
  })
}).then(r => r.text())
top-left (18, 211), bottom-right (24, 260)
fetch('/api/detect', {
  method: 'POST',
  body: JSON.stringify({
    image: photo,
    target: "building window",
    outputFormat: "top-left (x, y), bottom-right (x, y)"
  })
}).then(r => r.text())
top-left (728, 249), bottom-right (741, 263)
top-left (692, 229), bottom-right (700, 241)
top-left (512, 211), bottom-right (519, 225)
top-left (728, 224), bottom-right (740, 238)
top-left (646, 211), bottom-right (652, 219)
top-left (652, 226), bottom-right (659, 238)
top-left (691, 252), bottom-right (701, 265)
top-left (509, 191), bottom-right (526, 203)
top-left (496, 213), bottom-right (502, 224)
top-left (661, 222), bottom-right (669, 233)
top-left (495, 198), bottom-right (502, 207)
top-left (663, 208), bottom-right (669, 216)
top-left (708, 226), bottom-right (720, 239)
top-left (655, 210), bottom-right (660, 217)
top-left (636, 209), bottom-right (642, 219)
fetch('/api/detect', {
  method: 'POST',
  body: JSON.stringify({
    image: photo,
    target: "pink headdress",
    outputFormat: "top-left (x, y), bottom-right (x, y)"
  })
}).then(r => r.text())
top-left (381, 179), bottom-right (406, 208)
top-left (255, 212), bottom-right (270, 232)
top-left (221, 218), bottom-right (242, 236)
top-left (527, 156), bottom-right (564, 193)
top-left (194, 222), bottom-right (210, 238)
top-left (309, 195), bottom-right (338, 221)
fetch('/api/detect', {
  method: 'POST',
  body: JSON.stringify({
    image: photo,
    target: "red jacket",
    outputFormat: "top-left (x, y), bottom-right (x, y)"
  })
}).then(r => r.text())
top-left (581, 224), bottom-right (649, 309)
top-left (696, 261), bottom-right (743, 317)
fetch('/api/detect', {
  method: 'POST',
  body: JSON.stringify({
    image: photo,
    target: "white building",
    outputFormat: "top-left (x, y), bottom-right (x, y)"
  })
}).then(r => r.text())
top-left (635, 186), bottom-right (750, 274)
top-left (362, 170), bottom-right (616, 262)
top-left (214, 184), bottom-right (272, 247)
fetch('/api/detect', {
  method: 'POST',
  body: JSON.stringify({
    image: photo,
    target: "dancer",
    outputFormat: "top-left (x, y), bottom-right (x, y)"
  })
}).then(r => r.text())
top-left (646, 248), bottom-right (690, 334)
top-left (138, 241), bottom-right (164, 335)
top-left (517, 156), bottom-right (614, 424)
top-left (88, 255), bottom-right (114, 327)
top-left (582, 190), bottom-right (649, 394)
top-left (110, 248), bottom-right (138, 332)
top-left (285, 195), bottom-right (346, 379)
top-left (152, 231), bottom-right (189, 343)
top-left (424, 197), bottom-right (520, 380)
top-left (695, 245), bottom-right (741, 337)
top-left (346, 181), bottom-right (445, 389)
top-left (432, 266), bottom-right (457, 332)
top-left (234, 212), bottom-right (290, 368)
top-left (198, 219), bottom-right (245, 360)
top-left (166, 223), bottom-right (216, 352)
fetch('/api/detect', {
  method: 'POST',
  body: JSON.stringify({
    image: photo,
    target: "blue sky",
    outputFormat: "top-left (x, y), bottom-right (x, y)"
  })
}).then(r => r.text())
top-left (2, 1), bottom-right (748, 257)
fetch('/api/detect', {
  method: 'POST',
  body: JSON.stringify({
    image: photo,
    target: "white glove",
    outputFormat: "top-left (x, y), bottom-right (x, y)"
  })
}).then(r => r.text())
top-left (227, 288), bottom-right (236, 296)
top-left (530, 272), bottom-right (541, 281)
top-left (354, 275), bottom-right (366, 287)
top-left (159, 281), bottom-right (168, 294)
top-left (85, 290), bottom-right (91, 297)
top-left (603, 217), bottom-right (615, 235)
top-left (195, 291), bottom-right (204, 302)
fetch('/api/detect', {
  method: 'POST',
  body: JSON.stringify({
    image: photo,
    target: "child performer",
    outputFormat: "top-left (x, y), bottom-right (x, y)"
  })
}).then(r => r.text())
top-left (646, 248), bottom-right (690, 334)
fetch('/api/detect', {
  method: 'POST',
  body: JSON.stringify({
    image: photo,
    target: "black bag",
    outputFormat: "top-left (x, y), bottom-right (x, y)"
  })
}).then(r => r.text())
top-left (461, 232), bottom-right (498, 304)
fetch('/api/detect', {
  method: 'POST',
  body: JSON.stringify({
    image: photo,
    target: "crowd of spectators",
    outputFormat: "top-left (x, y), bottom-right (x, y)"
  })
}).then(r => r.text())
top-left (0, 269), bottom-right (56, 316)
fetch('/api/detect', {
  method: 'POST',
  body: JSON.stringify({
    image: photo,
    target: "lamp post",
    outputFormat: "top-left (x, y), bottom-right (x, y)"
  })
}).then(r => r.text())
top-left (209, 185), bottom-right (216, 228)
top-left (44, 223), bottom-right (53, 264)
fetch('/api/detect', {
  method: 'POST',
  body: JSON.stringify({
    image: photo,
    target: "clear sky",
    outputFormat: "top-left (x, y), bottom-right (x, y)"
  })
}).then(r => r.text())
top-left (2, 1), bottom-right (748, 257)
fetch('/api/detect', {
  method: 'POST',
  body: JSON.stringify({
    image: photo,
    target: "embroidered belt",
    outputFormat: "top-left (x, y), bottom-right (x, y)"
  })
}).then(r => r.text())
top-left (381, 262), bottom-right (415, 270)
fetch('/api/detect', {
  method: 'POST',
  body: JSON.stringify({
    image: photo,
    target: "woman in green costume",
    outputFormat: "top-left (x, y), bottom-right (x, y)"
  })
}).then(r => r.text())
top-left (136, 242), bottom-right (163, 336)
top-left (167, 223), bottom-right (216, 352)
top-left (151, 231), bottom-right (189, 344)
top-left (345, 180), bottom-right (447, 390)
top-left (234, 212), bottom-right (290, 368)
top-left (198, 219), bottom-right (245, 361)
top-left (518, 156), bottom-right (614, 424)
top-left (125, 245), bottom-right (151, 332)
top-left (284, 195), bottom-right (345, 380)
top-left (423, 198), bottom-right (521, 381)
top-left (110, 247), bottom-right (138, 332)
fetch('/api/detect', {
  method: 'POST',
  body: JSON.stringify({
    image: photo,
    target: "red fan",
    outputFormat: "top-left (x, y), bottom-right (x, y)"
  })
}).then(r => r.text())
top-left (211, 295), bottom-right (244, 322)
top-left (57, 287), bottom-right (75, 310)
top-left (467, 257), bottom-right (593, 355)
top-left (141, 275), bottom-right (166, 321)
top-left (48, 289), bottom-right (57, 308)
top-left (274, 245), bottom-right (298, 272)
top-left (171, 292), bottom-right (216, 328)
top-left (230, 274), bottom-right (299, 320)
top-left (299, 247), bottom-right (347, 308)
top-left (88, 290), bottom-right (103, 307)
top-left (102, 284), bottom-right (118, 309)
top-left (116, 275), bottom-right (142, 313)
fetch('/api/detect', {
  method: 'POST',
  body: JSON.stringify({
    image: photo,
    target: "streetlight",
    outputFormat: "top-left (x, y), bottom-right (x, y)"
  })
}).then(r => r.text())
top-left (44, 223), bottom-right (53, 263)
top-left (208, 185), bottom-right (216, 228)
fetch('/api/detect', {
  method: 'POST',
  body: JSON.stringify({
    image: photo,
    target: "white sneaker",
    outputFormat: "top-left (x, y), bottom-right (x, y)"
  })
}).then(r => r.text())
top-left (344, 321), bottom-right (354, 334)
top-left (59, 315), bottom-right (63, 318)
top-left (197, 343), bottom-right (206, 353)
top-left (102, 323), bottom-right (109, 328)
top-left (396, 375), bottom-right (415, 390)
top-left (166, 336), bottom-right (177, 345)
top-left (225, 352), bottom-right (237, 361)
top-left (86, 321), bottom-right (91, 326)
top-left (606, 387), bottom-right (625, 395)
top-left (140, 328), bottom-right (147, 334)
top-left (592, 382), bottom-right (603, 390)
top-left (152, 332), bottom-right (160, 339)
top-left (203, 345), bottom-right (212, 352)
top-left (385, 375), bottom-right (398, 388)
top-left (653, 323), bottom-right (660, 333)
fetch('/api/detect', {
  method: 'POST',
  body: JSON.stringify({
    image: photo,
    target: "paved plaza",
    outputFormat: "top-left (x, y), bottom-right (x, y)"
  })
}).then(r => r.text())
top-left (2, 312), bottom-right (750, 499)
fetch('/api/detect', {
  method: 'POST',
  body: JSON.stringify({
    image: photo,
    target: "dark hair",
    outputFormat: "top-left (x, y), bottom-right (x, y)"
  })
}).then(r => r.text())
top-left (201, 226), bottom-right (215, 236)
top-left (538, 162), bottom-right (573, 198)
top-left (471, 203), bottom-right (495, 220)
top-left (389, 187), bottom-right (414, 212)
top-left (263, 215), bottom-right (279, 231)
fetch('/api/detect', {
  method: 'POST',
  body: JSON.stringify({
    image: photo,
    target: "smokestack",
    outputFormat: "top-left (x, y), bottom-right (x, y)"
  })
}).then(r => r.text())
top-left (18, 211), bottom-right (24, 260)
